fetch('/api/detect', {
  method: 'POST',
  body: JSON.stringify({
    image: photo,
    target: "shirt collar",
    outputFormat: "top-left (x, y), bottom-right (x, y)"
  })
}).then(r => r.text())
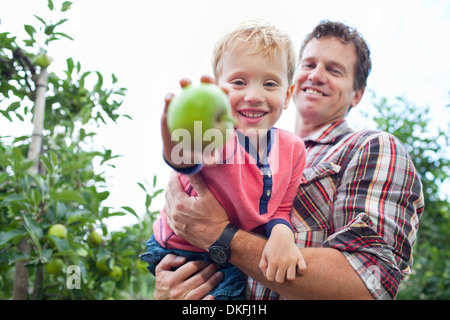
top-left (236, 127), bottom-right (275, 167)
top-left (303, 119), bottom-right (354, 144)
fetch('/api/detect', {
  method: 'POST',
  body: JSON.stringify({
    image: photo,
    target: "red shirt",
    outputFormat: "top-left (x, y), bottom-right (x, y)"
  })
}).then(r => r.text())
top-left (154, 127), bottom-right (306, 252)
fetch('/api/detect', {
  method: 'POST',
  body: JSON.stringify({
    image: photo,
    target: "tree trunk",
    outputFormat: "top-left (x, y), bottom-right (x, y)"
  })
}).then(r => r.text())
top-left (12, 67), bottom-right (48, 300)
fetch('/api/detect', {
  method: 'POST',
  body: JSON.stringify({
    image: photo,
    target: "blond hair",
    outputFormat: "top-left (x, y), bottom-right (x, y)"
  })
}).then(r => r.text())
top-left (212, 20), bottom-right (296, 85)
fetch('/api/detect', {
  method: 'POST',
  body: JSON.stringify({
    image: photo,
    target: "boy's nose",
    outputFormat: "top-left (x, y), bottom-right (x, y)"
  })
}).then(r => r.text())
top-left (244, 86), bottom-right (264, 104)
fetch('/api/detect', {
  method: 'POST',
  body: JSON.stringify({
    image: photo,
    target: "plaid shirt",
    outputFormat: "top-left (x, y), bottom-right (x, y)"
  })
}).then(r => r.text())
top-left (247, 120), bottom-right (424, 300)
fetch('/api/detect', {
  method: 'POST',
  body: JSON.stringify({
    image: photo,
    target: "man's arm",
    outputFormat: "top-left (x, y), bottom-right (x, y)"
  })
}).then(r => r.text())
top-left (229, 229), bottom-right (373, 300)
top-left (164, 171), bottom-right (373, 300)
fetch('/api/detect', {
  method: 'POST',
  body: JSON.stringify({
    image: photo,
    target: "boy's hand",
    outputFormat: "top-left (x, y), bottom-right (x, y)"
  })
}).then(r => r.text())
top-left (161, 78), bottom-right (195, 169)
top-left (259, 224), bottom-right (306, 283)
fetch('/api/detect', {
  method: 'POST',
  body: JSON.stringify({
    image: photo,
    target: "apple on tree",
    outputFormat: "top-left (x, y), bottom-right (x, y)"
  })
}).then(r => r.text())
top-left (45, 258), bottom-right (64, 274)
top-left (87, 230), bottom-right (102, 247)
top-left (35, 53), bottom-right (52, 68)
top-left (48, 224), bottom-right (67, 239)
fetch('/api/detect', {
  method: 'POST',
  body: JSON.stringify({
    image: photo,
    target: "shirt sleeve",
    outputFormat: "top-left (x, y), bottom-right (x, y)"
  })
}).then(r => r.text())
top-left (323, 133), bottom-right (424, 300)
top-left (163, 153), bottom-right (203, 175)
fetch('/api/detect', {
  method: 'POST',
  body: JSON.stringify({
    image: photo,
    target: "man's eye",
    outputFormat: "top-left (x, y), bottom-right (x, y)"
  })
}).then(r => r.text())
top-left (330, 69), bottom-right (342, 76)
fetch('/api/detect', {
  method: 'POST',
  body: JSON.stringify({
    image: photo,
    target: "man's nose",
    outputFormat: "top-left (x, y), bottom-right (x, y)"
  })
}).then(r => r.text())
top-left (308, 65), bottom-right (327, 84)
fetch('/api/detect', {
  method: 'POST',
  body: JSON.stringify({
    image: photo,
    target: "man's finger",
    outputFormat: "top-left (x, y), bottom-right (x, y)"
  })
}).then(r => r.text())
top-left (155, 254), bottom-right (186, 273)
top-left (187, 172), bottom-right (208, 196)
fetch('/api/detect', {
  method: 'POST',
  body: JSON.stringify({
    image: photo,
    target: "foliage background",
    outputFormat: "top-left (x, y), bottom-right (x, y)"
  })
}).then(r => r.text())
top-left (1, 1), bottom-right (449, 299)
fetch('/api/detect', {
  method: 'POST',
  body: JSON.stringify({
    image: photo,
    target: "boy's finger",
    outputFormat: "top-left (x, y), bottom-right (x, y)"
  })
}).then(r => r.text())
top-left (200, 74), bottom-right (216, 84)
top-left (275, 267), bottom-right (287, 284)
top-left (286, 264), bottom-right (296, 281)
top-left (297, 258), bottom-right (307, 275)
top-left (259, 257), bottom-right (268, 276)
top-left (180, 78), bottom-right (192, 88)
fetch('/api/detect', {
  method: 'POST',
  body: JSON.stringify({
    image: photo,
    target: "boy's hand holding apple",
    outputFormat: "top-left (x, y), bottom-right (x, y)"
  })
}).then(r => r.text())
top-left (161, 76), bottom-right (235, 169)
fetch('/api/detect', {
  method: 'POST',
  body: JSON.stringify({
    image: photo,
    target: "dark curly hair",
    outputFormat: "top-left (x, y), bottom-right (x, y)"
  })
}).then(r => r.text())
top-left (299, 20), bottom-right (371, 91)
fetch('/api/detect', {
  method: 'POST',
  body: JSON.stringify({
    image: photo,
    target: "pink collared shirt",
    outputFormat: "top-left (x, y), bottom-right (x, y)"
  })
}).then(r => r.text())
top-left (154, 127), bottom-right (306, 252)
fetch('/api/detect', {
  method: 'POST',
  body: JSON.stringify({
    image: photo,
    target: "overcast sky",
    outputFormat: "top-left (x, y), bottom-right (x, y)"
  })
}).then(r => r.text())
top-left (2, 0), bottom-right (449, 230)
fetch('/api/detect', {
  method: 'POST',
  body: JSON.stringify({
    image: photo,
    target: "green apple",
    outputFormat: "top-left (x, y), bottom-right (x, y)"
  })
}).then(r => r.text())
top-left (167, 83), bottom-right (235, 155)
top-left (96, 258), bottom-right (112, 274)
top-left (135, 259), bottom-right (148, 274)
top-left (45, 258), bottom-right (64, 274)
top-left (86, 230), bottom-right (102, 247)
top-left (109, 265), bottom-right (123, 282)
top-left (48, 224), bottom-right (67, 239)
top-left (35, 53), bottom-right (51, 68)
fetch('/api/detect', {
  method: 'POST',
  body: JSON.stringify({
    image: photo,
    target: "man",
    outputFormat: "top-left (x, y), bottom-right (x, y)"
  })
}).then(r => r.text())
top-left (154, 21), bottom-right (424, 300)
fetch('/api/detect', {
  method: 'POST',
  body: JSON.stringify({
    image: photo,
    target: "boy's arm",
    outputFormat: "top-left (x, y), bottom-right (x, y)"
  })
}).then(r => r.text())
top-left (260, 223), bottom-right (306, 283)
top-left (259, 134), bottom-right (307, 282)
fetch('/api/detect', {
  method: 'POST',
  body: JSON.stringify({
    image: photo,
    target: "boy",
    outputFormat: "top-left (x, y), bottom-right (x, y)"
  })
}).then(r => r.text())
top-left (140, 20), bottom-right (306, 299)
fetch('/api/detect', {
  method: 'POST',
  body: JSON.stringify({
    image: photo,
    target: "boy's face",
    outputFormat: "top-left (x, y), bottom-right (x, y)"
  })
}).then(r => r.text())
top-left (217, 42), bottom-right (292, 135)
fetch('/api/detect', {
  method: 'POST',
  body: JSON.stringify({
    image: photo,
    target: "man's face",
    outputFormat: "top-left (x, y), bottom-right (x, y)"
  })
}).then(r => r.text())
top-left (292, 37), bottom-right (364, 130)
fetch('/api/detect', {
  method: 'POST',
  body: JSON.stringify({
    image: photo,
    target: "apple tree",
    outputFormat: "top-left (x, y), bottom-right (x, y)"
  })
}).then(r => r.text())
top-left (0, 0), bottom-right (161, 299)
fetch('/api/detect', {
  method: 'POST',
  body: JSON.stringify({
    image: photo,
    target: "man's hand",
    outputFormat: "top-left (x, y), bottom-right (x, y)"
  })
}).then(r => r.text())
top-left (154, 254), bottom-right (224, 300)
top-left (164, 171), bottom-right (230, 250)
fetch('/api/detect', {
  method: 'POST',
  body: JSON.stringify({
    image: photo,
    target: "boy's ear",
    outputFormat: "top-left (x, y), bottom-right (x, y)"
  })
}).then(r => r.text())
top-left (283, 85), bottom-right (294, 109)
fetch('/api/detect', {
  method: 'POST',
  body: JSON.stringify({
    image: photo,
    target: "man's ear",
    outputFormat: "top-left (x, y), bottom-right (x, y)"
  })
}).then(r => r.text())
top-left (284, 85), bottom-right (294, 109)
top-left (350, 87), bottom-right (365, 109)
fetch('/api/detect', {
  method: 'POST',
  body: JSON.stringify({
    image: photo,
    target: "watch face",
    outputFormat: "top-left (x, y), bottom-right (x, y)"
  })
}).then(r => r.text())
top-left (209, 246), bottom-right (228, 264)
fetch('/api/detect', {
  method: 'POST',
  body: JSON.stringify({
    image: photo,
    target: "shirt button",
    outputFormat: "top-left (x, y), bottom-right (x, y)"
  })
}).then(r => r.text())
top-left (266, 189), bottom-right (271, 197)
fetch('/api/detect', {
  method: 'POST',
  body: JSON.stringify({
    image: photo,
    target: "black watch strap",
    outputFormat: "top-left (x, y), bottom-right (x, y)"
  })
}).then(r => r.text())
top-left (216, 223), bottom-right (238, 247)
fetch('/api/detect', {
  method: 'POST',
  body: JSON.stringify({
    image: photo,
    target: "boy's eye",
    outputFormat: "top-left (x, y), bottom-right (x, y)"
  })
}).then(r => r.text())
top-left (264, 81), bottom-right (278, 87)
top-left (231, 79), bottom-right (246, 86)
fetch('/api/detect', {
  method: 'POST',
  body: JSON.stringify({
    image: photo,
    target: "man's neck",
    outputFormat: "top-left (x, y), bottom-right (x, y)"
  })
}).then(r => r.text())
top-left (295, 116), bottom-right (325, 138)
top-left (295, 115), bottom-right (346, 139)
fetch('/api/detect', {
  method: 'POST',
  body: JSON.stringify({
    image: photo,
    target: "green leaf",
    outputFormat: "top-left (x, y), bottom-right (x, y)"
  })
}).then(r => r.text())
top-left (40, 155), bottom-right (54, 174)
top-left (0, 194), bottom-right (26, 206)
top-left (61, 1), bottom-right (72, 12)
top-left (55, 32), bottom-right (74, 41)
top-left (121, 206), bottom-right (138, 219)
top-left (30, 188), bottom-right (41, 209)
top-left (54, 190), bottom-right (86, 204)
top-left (24, 25), bottom-right (36, 38)
top-left (137, 182), bottom-right (147, 192)
top-left (47, 0), bottom-right (54, 10)
top-left (66, 57), bottom-right (74, 76)
top-left (94, 71), bottom-right (103, 92)
top-left (22, 214), bottom-right (42, 257)
top-left (33, 15), bottom-right (47, 27)
top-left (0, 229), bottom-right (26, 246)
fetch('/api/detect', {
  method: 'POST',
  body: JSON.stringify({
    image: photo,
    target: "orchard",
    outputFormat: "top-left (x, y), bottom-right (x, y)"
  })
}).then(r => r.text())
top-left (0, 0), bottom-right (161, 299)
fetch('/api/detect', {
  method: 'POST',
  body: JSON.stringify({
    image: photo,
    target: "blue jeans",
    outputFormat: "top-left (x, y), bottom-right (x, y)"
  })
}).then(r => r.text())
top-left (140, 235), bottom-right (246, 300)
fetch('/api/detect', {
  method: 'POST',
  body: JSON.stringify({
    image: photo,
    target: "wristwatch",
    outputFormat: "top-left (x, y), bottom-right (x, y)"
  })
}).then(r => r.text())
top-left (208, 223), bottom-right (238, 265)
